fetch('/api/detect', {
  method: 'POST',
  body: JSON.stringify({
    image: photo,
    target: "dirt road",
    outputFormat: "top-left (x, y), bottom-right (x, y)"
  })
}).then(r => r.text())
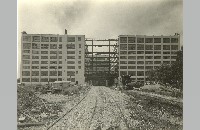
top-left (48, 86), bottom-right (137, 130)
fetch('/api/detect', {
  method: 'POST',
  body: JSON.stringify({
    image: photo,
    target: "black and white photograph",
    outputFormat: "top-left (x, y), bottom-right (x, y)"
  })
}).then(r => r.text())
top-left (17, 0), bottom-right (183, 129)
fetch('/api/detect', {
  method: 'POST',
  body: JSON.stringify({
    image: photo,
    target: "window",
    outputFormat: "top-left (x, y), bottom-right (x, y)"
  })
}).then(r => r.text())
top-left (163, 45), bottom-right (170, 50)
top-left (32, 36), bottom-right (40, 42)
top-left (171, 38), bottom-right (178, 43)
top-left (154, 51), bottom-right (161, 54)
top-left (137, 71), bottom-right (144, 76)
top-left (23, 36), bottom-right (31, 42)
top-left (137, 44), bottom-right (144, 50)
top-left (128, 44), bottom-right (136, 50)
top-left (79, 56), bottom-right (81, 59)
top-left (32, 61), bottom-right (39, 64)
top-left (154, 45), bottom-right (161, 50)
top-left (154, 38), bottom-right (161, 43)
top-left (23, 50), bottom-right (30, 54)
top-left (137, 51), bottom-right (144, 54)
top-left (128, 66), bottom-right (136, 69)
top-left (41, 36), bottom-right (49, 42)
top-left (128, 61), bottom-right (136, 64)
top-left (67, 61), bottom-right (75, 64)
top-left (137, 38), bottom-right (144, 43)
top-left (128, 37), bottom-right (136, 43)
top-left (50, 66), bottom-right (57, 69)
top-left (68, 37), bottom-right (75, 42)
top-left (79, 51), bottom-right (81, 54)
top-left (50, 37), bottom-right (58, 42)
top-left (50, 71), bottom-right (57, 76)
top-left (120, 71), bottom-right (127, 76)
top-left (50, 61), bottom-right (57, 64)
top-left (163, 61), bottom-right (170, 64)
top-left (146, 66), bottom-right (153, 70)
top-left (145, 45), bottom-right (153, 50)
top-left (137, 56), bottom-right (144, 59)
top-left (67, 44), bottom-right (75, 49)
top-left (171, 45), bottom-right (178, 50)
top-left (49, 78), bottom-right (57, 82)
top-left (23, 43), bottom-right (31, 49)
top-left (50, 51), bottom-right (57, 54)
top-left (146, 61), bottom-right (153, 64)
top-left (23, 66), bottom-right (30, 69)
top-left (23, 60), bottom-right (30, 64)
top-left (120, 66), bottom-right (127, 69)
top-left (67, 51), bottom-right (75, 54)
top-left (120, 56), bottom-right (127, 59)
top-left (137, 66), bottom-right (144, 69)
top-left (67, 66), bottom-right (75, 69)
top-left (78, 37), bottom-right (81, 41)
top-left (120, 61), bottom-right (127, 64)
top-left (145, 51), bottom-right (153, 54)
top-left (59, 44), bottom-right (62, 49)
top-left (128, 71), bottom-right (136, 76)
top-left (128, 56), bottom-right (136, 59)
top-left (41, 44), bottom-right (49, 49)
top-left (67, 71), bottom-right (75, 76)
top-left (23, 55), bottom-right (30, 59)
top-left (31, 78), bottom-right (39, 82)
top-left (171, 51), bottom-right (177, 54)
top-left (59, 51), bottom-right (62, 54)
top-left (137, 61), bottom-right (144, 64)
top-left (163, 56), bottom-right (170, 59)
top-left (59, 61), bottom-right (62, 64)
top-left (41, 61), bottom-right (48, 64)
top-left (163, 38), bottom-right (170, 43)
top-left (171, 56), bottom-right (177, 59)
top-left (146, 56), bottom-right (153, 59)
top-left (41, 51), bottom-right (48, 54)
top-left (41, 56), bottom-right (48, 59)
top-left (59, 56), bottom-right (62, 59)
top-left (41, 78), bottom-right (48, 82)
top-left (154, 56), bottom-right (161, 59)
top-left (67, 56), bottom-right (75, 59)
top-left (163, 51), bottom-right (170, 54)
top-left (78, 66), bottom-right (81, 69)
top-left (41, 66), bottom-right (48, 69)
top-left (120, 44), bottom-right (127, 50)
top-left (50, 56), bottom-right (57, 59)
top-left (78, 61), bottom-right (81, 64)
top-left (22, 78), bottom-right (30, 82)
top-left (32, 71), bottom-right (39, 76)
top-left (120, 37), bottom-right (127, 43)
top-left (154, 61), bottom-right (161, 64)
top-left (50, 44), bottom-right (57, 49)
top-left (58, 71), bottom-right (62, 76)
top-left (128, 51), bottom-right (136, 54)
top-left (22, 71), bottom-right (30, 76)
top-left (32, 56), bottom-right (39, 59)
top-left (59, 37), bottom-right (62, 42)
top-left (145, 38), bottom-right (153, 43)
top-left (32, 66), bottom-right (39, 69)
top-left (32, 43), bottom-right (40, 49)
top-left (79, 44), bottom-right (81, 48)
top-left (58, 66), bottom-right (62, 69)
top-left (32, 50), bottom-right (39, 54)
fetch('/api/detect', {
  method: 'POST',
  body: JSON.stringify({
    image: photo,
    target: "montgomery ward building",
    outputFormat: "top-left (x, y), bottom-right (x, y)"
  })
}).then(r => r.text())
top-left (20, 30), bottom-right (85, 85)
top-left (118, 34), bottom-right (180, 83)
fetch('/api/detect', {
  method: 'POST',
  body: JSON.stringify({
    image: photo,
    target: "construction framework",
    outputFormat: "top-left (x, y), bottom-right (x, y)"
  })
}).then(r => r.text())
top-left (85, 39), bottom-right (119, 86)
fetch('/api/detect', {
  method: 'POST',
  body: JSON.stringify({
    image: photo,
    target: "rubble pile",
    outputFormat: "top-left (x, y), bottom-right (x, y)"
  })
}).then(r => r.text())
top-left (17, 86), bottom-right (63, 124)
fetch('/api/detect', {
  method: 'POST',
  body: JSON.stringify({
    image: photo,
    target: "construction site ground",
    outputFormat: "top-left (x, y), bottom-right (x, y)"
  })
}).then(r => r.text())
top-left (18, 86), bottom-right (183, 130)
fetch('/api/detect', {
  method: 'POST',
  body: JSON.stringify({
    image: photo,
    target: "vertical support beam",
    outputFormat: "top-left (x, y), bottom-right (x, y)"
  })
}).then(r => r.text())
top-left (108, 39), bottom-right (111, 85)
top-left (91, 40), bottom-right (93, 84)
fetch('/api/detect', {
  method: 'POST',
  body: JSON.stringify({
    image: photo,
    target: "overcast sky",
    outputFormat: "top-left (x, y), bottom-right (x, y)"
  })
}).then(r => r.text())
top-left (17, 0), bottom-right (183, 78)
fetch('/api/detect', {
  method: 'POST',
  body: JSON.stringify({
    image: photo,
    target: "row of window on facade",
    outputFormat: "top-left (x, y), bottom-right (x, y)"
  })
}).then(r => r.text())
top-left (120, 51), bottom-right (177, 55)
top-left (120, 44), bottom-right (178, 50)
top-left (22, 55), bottom-right (82, 60)
top-left (23, 50), bottom-right (82, 55)
top-left (23, 43), bottom-right (82, 49)
top-left (22, 78), bottom-right (77, 82)
top-left (23, 36), bottom-right (82, 42)
top-left (22, 60), bottom-right (81, 65)
top-left (119, 55), bottom-right (176, 60)
top-left (120, 69), bottom-right (170, 76)
top-left (23, 65), bottom-right (81, 69)
top-left (22, 70), bottom-right (80, 77)
top-left (119, 37), bottom-right (179, 43)
top-left (119, 60), bottom-right (176, 64)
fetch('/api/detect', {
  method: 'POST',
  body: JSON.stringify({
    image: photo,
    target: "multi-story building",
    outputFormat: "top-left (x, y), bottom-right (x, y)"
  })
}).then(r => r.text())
top-left (118, 34), bottom-right (180, 83)
top-left (20, 31), bottom-right (85, 85)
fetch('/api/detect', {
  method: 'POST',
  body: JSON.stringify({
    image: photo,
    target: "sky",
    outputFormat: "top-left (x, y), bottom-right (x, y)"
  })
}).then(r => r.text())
top-left (17, 0), bottom-right (183, 78)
